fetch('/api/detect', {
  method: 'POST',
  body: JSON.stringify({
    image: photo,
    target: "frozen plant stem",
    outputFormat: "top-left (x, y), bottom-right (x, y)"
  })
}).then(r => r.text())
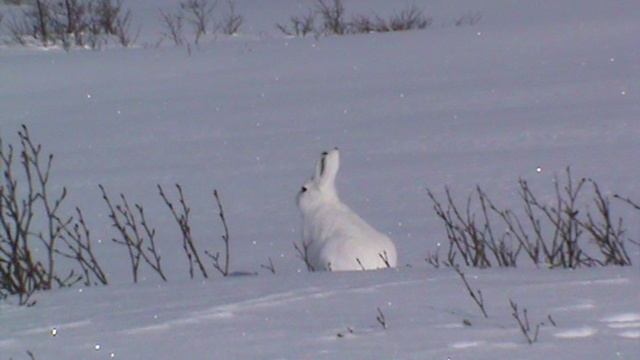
top-left (56, 207), bottom-right (109, 286)
top-left (510, 299), bottom-right (541, 344)
top-left (378, 251), bottom-right (391, 268)
top-left (614, 194), bottom-right (640, 211)
top-left (293, 240), bottom-right (315, 272)
top-left (205, 189), bottom-right (231, 276)
top-left (453, 265), bottom-right (488, 318)
top-left (376, 307), bottom-right (387, 330)
top-left (100, 185), bottom-right (167, 282)
top-left (158, 184), bottom-right (208, 279)
top-left (260, 257), bottom-right (276, 274)
top-left (0, 125), bottom-right (86, 305)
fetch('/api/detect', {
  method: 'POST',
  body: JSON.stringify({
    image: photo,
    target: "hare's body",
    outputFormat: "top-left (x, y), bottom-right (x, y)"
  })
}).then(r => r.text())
top-left (297, 149), bottom-right (397, 271)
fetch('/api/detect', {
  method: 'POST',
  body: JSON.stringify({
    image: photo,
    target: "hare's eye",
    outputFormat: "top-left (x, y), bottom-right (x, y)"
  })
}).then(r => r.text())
top-left (301, 186), bottom-right (308, 193)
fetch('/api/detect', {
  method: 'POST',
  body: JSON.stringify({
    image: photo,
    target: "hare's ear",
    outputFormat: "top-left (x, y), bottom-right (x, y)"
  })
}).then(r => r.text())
top-left (318, 148), bottom-right (340, 188)
top-left (314, 151), bottom-right (328, 181)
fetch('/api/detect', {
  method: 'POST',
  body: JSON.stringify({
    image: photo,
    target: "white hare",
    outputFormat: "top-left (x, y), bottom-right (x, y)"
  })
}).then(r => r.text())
top-left (296, 148), bottom-right (398, 271)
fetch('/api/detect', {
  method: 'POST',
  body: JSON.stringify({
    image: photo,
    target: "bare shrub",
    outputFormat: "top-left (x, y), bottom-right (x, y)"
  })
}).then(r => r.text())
top-left (89, 0), bottom-right (137, 47)
top-left (100, 185), bottom-right (167, 282)
top-left (1, 126), bottom-right (52, 304)
top-left (427, 186), bottom-right (520, 268)
top-left (220, 0), bottom-right (242, 35)
top-left (5, 0), bottom-right (54, 46)
top-left (455, 12), bottom-right (482, 27)
top-left (113, 6), bottom-right (136, 46)
top-left (6, 13), bottom-right (30, 45)
top-left (487, 173), bottom-right (593, 268)
top-left (51, 0), bottom-right (89, 48)
top-left (61, 0), bottom-right (84, 36)
top-left (1, 125), bottom-right (98, 305)
top-left (516, 170), bottom-right (590, 268)
top-left (159, 9), bottom-right (185, 45)
top-left (180, 0), bottom-right (216, 44)
top-left (427, 168), bottom-right (636, 269)
top-left (348, 14), bottom-right (374, 33)
top-left (34, 0), bottom-right (51, 45)
top-left (372, 5), bottom-right (431, 32)
top-left (56, 208), bottom-right (108, 286)
top-left (578, 180), bottom-right (632, 265)
top-left (316, 0), bottom-right (347, 35)
top-left (5, 0), bottom-right (136, 49)
top-left (277, 2), bottom-right (431, 37)
top-left (158, 184), bottom-right (208, 279)
top-left (276, 11), bottom-right (316, 37)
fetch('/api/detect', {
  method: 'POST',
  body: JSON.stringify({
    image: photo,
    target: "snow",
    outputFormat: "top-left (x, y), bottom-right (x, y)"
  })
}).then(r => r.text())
top-left (1, 268), bottom-right (639, 359)
top-left (1, 0), bottom-right (639, 359)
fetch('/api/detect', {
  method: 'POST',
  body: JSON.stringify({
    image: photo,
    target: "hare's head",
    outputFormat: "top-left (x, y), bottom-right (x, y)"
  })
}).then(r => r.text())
top-left (297, 148), bottom-right (340, 213)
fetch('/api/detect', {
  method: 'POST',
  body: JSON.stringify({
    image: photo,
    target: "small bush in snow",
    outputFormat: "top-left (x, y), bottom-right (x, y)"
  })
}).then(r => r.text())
top-left (99, 185), bottom-right (167, 283)
top-left (158, 184), bottom-right (210, 279)
top-left (276, 1), bottom-right (432, 38)
top-left (158, 185), bottom-right (234, 278)
top-left (427, 168), bottom-right (636, 269)
top-left (0, 125), bottom-right (107, 305)
top-left (275, 10), bottom-right (316, 37)
top-left (220, 0), bottom-right (243, 35)
top-left (316, 0), bottom-right (347, 35)
top-left (180, 0), bottom-right (215, 44)
top-left (369, 5), bottom-right (432, 33)
top-left (455, 12), bottom-right (482, 27)
top-left (158, 0), bottom-right (243, 49)
top-left (159, 8), bottom-right (185, 46)
top-left (5, 0), bottom-right (137, 50)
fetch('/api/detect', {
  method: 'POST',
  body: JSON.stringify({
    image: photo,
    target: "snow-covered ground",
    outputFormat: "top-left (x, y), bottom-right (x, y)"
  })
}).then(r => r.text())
top-left (2, 267), bottom-right (638, 359)
top-left (1, 0), bottom-right (639, 358)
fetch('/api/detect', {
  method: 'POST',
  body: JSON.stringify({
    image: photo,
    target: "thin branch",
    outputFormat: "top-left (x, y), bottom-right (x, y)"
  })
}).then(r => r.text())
top-left (614, 194), bottom-right (640, 210)
top-left (376, 307), bottom-right (387, 330)
top-left (55, 207), bottom-right (109, 286)
top-left (293, 240), bottom-right (315, 272)
top-left (260, 257), bottom-right (276, 274)
top-left (452, 265), bottom-right (488, 318)
top-left (378, 251), bottom-right (391, 268)
top-left (207, 189), bottom-right (230, 276)
top-left (158, 184), bottom-right (208, 279)
top-left (509, 299), bottom-right (542, 344)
